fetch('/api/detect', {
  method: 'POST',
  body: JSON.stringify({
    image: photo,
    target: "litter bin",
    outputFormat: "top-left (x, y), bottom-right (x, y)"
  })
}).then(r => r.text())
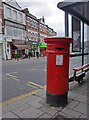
top-left (44, 37), bottom-right (73, 107)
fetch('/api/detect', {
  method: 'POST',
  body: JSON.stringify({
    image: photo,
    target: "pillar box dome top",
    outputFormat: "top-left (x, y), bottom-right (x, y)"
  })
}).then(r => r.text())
top-left (44, 37), bottom-right (73, 44)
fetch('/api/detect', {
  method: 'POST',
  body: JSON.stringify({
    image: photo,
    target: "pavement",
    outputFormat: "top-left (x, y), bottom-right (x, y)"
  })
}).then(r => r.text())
top-left (0, 72), bottom-right (88, 119)
top-left (0, 58), bottom-right (89, 119)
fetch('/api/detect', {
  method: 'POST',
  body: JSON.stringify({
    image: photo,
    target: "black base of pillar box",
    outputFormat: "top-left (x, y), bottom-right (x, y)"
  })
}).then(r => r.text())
top-left (46, 91), bottom-right (68, 107)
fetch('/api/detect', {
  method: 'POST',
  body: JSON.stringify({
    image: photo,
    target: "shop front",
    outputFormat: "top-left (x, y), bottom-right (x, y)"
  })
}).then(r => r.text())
top-left (28, 41), bottom-right (39, 57)
top-left (12, 40), bottom-right (29, 59)
top-left (40, 43), bottom-right (47, 56)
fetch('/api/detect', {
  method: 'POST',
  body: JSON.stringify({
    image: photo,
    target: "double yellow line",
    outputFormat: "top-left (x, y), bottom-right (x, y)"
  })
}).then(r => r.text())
top-left (5, 72), bottom-right (20, 81)
top-left (27, 81), bottom-right (45, 89)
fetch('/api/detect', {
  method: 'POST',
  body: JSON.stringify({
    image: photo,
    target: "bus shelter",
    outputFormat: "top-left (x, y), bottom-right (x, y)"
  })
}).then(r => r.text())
top-left (57, 0), bottom-right (89, 78)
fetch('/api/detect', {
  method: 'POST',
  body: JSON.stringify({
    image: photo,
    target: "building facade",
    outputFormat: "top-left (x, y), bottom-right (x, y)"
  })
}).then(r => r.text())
top-left (2, 0), bottom-right (27, 60)
top-left (23, 8), bottom-right (39, 57)
top-left (1, 0), bottom-right (57, 60)
top-left (0, 0), bottom-right (3, 59)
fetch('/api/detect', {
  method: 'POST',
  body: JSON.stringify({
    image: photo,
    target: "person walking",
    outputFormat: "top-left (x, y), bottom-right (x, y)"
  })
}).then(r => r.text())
top-left (36, 51), bottom-right (39, 58)
top-left (28, 52), bottom-right (31, 59)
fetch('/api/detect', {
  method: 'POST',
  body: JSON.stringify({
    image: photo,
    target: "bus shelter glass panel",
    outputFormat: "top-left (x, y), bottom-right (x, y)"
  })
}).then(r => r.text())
top-left (69, 56), bottom-right (82, 78)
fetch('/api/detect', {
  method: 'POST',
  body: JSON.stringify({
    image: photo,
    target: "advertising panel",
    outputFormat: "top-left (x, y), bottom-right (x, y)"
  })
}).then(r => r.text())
top-left (72, 17), bottom-right (81, 52)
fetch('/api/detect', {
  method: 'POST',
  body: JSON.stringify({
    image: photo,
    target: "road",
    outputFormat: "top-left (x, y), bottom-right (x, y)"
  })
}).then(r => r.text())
top-left (2, 55), bottom-right (89, 102)
top-left (2, 57), bottom-right (47, 102)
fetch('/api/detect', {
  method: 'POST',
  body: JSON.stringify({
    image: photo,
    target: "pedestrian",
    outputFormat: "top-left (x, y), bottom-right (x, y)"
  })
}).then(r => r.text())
top-left (28, 52), bottom-right (31, 59)
top-left (17, 55), bottom-right (19, 60)
top-left (36, 51), bottom-right (39, 58)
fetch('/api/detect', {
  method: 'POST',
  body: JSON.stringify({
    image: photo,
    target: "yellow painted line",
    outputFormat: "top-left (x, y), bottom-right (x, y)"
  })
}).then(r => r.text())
top-left (43, 85), bottom-right (46, 89)
top-left (28, 81), bottom-right (44, 89)
top-left (27, 83), bottom-right (38, 89)
top-left (0, 89), bottom-right (41, 107)
top-left (28, 69), bottom-right (37, 71)
top-left (0, 77), bottom-right (11, 80)
top-left (13, 78), bottom-right (20, 82)
top-left (5, 73), bottom-right (17, 78)
top-left (5, 72), bottom-right (18, 74)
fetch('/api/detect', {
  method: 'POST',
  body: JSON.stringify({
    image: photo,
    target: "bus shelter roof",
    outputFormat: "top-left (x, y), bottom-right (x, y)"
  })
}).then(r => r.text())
top-left (57, 0), bottom-right (89, 25)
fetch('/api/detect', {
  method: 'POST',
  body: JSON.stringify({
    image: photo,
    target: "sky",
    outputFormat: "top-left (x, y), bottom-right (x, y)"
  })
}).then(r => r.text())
top-left (16, 0), bottom-right (65, 36)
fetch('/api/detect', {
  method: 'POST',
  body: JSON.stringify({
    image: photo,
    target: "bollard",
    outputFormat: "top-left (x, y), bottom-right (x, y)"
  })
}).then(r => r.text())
top-left (44, 37), bottom-right (73, 107)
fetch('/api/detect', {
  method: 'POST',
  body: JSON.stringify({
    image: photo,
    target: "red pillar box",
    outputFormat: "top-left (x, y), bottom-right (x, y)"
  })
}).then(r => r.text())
top-left (44, 37), bottom-right (73, 107)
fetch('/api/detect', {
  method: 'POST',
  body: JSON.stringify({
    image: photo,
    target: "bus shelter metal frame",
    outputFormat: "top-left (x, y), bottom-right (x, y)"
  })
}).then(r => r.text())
top-left (57, 1), bottom-right (89, 66)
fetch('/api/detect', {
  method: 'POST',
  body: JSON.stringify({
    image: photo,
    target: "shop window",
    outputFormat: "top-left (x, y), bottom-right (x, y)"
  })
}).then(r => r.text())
top-left (6, 26), bottom-right (12, 36)
top-left (14, 28), bottom-right (18, 36)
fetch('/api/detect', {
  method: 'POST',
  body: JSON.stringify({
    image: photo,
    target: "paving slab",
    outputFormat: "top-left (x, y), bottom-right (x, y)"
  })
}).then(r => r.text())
top-left (39, 99), bottom-right (63, 112)
top-left (35, 89), bottom-right (46, 99)
top-left (15, 94), bottom-right (36, 104)
top-left (73, 103), bottom-right (87, 115)
top-left (40, 105), bottom-right (58, 116)
top-left (80, 114), bottom-right (88, 118)
top-left (17, 106), bottom-right (44, 118)
top-left (66, 100), bottom-right (79, 109)
top-left (2, 112), bottom-right (19, 118)
top-left (61, 107), bottom-right (81, 118)
top-left (27, 96), bottom-right (43, 108)
top-left (2, 101), bottom-right (24, 115)
top-left (11, 104), bottom-right (31, 114)
top-left (38, 113), bottom-right (52, 118)
top-left (68, 91), bottom-right (79, 99)
top-left (74, 94), bottom-right (87, 104)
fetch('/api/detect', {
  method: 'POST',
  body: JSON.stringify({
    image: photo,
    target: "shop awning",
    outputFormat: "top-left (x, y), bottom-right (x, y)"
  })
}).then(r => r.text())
top-left (13, 44), bottom-right (30, 50)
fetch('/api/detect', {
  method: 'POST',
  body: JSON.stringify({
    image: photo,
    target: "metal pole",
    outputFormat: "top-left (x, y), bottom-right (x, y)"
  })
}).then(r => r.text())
top-left (65, 12), bottom-right (69, 37)
top-left (82, 22), bottom-right (84, 68)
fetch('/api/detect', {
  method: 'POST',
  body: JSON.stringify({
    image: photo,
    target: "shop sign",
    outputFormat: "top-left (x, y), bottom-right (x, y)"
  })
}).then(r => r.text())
top-left (30, 41), bottom-right (39, 45)
top-left (40, 43), bottom-right (47, 47)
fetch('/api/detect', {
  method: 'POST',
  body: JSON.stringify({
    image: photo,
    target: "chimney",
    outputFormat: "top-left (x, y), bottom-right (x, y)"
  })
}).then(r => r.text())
top-left (23, 8), bottom-right (29, 14)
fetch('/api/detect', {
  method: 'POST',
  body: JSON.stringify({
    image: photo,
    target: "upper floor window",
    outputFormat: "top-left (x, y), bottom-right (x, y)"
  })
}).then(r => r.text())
top-left (35, 21), bottom-right (37, 30)
top-left (32, 20), bottom-right (34, 28)
top-left (40, 24), bottom-right (42, 32)
top-left (35, 33), bottom-right (38, 40)
top-left (13, 10), bottom-right (17, 21)
top-left (29, 31), bottom-right (31, 39)
top-left (19, 13), bottom-right (23, 23)
top-left (32, 33), bottom-right (34, 40)
top-left (7, 7), bottom-right (11, 18)
top-left (44, 26), bottom-right (47, 33)
top-left (29, 18), bottom-right (31, 26)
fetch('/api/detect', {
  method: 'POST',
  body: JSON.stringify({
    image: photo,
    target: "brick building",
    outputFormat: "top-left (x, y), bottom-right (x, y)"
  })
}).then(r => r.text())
top-left (23, 8), bottom-right (57, 57)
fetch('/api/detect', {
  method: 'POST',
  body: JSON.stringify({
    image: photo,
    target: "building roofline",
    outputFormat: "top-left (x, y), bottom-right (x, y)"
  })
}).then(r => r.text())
top-left (3, 1), bottom-right (24, 13)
